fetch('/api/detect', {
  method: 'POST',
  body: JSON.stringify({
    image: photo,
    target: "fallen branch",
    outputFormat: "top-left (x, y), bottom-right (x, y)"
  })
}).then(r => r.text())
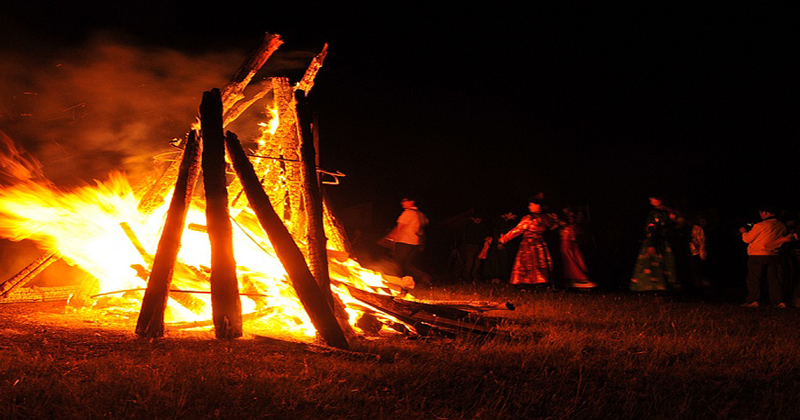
top-left (0, 252), bottom-right (59, 298)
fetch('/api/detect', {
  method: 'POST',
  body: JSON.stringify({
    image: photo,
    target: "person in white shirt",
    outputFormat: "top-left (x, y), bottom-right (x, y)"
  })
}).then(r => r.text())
top-left (385, 196), bottom-right (432, 287)
top-left (739, 206), bottom-right (787, 307)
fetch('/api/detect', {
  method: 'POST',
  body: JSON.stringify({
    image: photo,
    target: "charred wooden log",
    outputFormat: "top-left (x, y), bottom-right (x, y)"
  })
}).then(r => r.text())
top-left (294, 43), bottom-right (328, 94)
top-left (0, 285), bottom-right (82, 303)
top-left (201, 89), bottom-right (242, 340)
top-left (343, 284), bottom-right (507, 337)
top-left (412, 300), bottom-right (515, 313)
top-left (0, 251), bottom-right (59, 298)
top-left (135, 130), bottom-right (203, 338)
top-left (223, 80), bottom-right (273, 128)
top-left (221, 32), bottom-right (283, 116)
top-left (225, 131), bottom-right (349, 350)
top-left (295, 91), bottom-right (357, 339)
top-left (295, 91), bottom-right (330, 300)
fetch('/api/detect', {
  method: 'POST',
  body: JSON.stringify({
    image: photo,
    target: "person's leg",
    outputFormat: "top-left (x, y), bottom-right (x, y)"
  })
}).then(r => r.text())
top-left (745, 257), bottom-right (765, 305)
top-left (766, 257), bottom-right (785, 306)
top-left (395, 243), bottom-right (431, 286)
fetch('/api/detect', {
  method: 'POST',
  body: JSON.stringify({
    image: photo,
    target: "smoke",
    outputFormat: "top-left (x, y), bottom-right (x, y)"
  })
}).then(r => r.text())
top-left (0, 33), bottom-right (246, 187)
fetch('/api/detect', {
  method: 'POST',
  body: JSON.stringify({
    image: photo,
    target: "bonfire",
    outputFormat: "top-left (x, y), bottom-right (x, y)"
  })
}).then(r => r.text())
top-left (0, 33), bottom-right (512, 350)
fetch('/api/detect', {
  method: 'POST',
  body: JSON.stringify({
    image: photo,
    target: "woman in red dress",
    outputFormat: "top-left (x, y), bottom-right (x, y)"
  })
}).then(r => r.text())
top-left (560, 206), bottom-right (597, 289)
top-left (499, 197), bottom-right (560, 286)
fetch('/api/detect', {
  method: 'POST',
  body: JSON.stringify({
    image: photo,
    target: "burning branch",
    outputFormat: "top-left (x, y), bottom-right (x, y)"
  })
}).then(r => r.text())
top-left (294, 44), bottom-right (328, 94)
top-left (221, 32), bottom-right (284, 115)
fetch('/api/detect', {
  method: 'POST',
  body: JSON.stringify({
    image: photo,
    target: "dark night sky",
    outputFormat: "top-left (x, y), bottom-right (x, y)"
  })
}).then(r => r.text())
top-left (1, 2), bottom-right (799, 233)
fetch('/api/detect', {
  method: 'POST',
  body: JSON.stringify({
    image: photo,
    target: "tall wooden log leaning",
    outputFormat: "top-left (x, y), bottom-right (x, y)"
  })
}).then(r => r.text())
top-left (135, 130), bottom-right (202, 338)
top-left (201, 89), bottom-right (243, 339)
top-left (295, 91), bottom-right (332, 303)
top-left (295, 92), bottom-right (355, 339)
top-left (225, 131), bottom-right (349, 350)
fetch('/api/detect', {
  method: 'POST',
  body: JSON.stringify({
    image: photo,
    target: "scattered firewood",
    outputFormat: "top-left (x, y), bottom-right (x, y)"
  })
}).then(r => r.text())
top-left (343, 284), bottom-right (509, 338)
top-left (411, 300), bottom-right (515, 313)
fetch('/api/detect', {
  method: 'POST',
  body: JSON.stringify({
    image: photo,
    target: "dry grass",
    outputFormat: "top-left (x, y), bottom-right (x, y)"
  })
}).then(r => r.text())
top-left (2, 285), bottom-right (800, 419)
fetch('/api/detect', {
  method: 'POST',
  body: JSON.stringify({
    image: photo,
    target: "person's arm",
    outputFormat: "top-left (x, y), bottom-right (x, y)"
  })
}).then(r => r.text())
top-left (385, 212), bottom-right (410, 241)
top-left (499, 216), bottom-right (528, 244)
top-left (741, 223), bottom-right (762, 243)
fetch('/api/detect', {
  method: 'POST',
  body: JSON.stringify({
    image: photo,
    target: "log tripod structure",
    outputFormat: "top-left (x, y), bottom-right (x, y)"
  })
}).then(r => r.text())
top-left (0, 32), bottom-right (514, 345)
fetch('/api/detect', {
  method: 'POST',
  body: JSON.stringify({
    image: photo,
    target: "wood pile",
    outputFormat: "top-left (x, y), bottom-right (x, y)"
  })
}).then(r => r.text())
top-left (0, 32), bottom-right (516, 346)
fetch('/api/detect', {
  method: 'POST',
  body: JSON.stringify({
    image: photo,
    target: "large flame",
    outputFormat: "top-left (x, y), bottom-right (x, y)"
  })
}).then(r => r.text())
top-left (0, 131), bottom-right (407, 341)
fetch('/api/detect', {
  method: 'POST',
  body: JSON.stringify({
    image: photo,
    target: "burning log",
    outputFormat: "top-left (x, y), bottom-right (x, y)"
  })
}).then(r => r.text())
top-left (225, 131), bottom-right (349, 350)
top-left (223, 80), bottom-right (273, 128)
top-left (121, 221), bottom-right (207, 316)
top-left (323, 193), bottom-right (354, 258)
top-left (0, 251), bottom-right (59, 298)
top-left (270, 77), bottom-right (305, 238)
top-left (294, 43), bottom-right (328, 94)
top-left (136, 32), bottom-right (283, 214)
top-left (201, 88), bottom-right (242, 339)
top-left (1, 285), bottom-right (82, 303)
top-left (295, 91), bottom-right (330, 300)
top-left (221, 33), bottom-right (284, 118)
top-left (296, 90), bottom-right (357, 340)
top-left (135, 130), bottom-right (203, 338)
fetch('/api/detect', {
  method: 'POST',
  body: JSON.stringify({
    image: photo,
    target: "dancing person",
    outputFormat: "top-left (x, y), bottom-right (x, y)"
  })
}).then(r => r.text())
top-left (630, 196), bottom-right (682, 292)
top-left (483, 211), bottom-right (517, 283)
top-left (499, 196), bottom-right (560, 287)
top-left (560, 206), bottom-right (596, 289)
top-left (384, 196), bottom-right (432, 287)
top-left (459, 212), bottom-right (490, 283)
top-left (740, 206), bottom-right (788, 307)
top-left (689, 215), bottom-right (712, 289)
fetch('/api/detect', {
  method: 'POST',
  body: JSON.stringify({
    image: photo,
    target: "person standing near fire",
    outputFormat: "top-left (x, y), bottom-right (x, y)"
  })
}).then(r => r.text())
top-left (739, 205), bottom-right (788, 307)
top-left (384, 196), bottom-right (432, 287)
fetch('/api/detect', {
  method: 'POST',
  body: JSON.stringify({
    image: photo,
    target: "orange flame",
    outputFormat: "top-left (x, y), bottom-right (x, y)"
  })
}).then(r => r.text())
top-left (0, 132), bottom-right (408, 341)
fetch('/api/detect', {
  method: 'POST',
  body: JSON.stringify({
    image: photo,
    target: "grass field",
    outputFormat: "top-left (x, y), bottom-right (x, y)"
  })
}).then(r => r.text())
top-left (2, 283), bottom-right (800, 419)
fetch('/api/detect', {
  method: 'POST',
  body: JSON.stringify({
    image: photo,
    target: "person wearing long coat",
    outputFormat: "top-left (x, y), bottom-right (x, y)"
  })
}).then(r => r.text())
top-left (560, 206), bottom-right (597, 289)
top-left (499, 199), bottom-right (560, 285)
top-left (630, 197), bottom-right (681, 292)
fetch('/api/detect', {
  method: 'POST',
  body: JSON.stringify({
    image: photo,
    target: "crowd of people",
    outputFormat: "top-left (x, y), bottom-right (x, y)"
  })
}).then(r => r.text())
top-left (374, 193), bottom-right (800, 307)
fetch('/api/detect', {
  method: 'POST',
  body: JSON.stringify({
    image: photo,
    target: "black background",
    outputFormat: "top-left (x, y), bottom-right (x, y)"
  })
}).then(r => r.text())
top-left (1, 2), bottom-right (798, 288)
